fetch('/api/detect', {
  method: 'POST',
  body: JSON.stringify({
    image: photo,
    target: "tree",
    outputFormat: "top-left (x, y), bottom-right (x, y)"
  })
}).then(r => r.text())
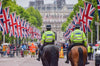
top-left (0, 0), bottom-right (42, 43)
top-left (26, 7), bottom-right (42, 29)
top-left (61, 0), bottom-right (98, 43)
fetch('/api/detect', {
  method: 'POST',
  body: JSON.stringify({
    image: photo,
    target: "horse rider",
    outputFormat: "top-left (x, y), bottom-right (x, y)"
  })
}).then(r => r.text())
top-left (37, 25), bottom-right (55, 61)
top-left (65, 24), bottom-right (89, 64)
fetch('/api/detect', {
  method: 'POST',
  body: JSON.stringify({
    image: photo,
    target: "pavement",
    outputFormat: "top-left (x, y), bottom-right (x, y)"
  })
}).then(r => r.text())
top-left (0, 55), bottom-right (95, 66)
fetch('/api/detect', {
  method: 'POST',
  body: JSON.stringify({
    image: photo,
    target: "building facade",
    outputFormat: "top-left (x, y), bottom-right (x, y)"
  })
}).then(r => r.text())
top-left (29, 0), bottom-right (74, 43)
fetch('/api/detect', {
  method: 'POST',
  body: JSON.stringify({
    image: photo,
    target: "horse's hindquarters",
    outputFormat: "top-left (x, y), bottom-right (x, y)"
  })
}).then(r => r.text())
top-left (69, 46), bottom-right (87, 66)
top-left (41, 45), bottom-right (59, 66)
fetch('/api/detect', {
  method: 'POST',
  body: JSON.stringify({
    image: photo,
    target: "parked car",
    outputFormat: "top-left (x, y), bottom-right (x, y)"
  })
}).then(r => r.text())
top-left (95, 46), bottom-right (100, 66)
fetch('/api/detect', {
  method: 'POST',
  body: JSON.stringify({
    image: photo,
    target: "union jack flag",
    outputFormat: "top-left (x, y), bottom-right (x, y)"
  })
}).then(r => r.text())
top-left (33, 27), bottom-right (36, 39)
top-left (26, 22), bottom-right (29, 37)
top-left (64, 29), bottom-right (71, 40)
top-left (0, 2), bottom-right (5, 35)
top-left (21, 19), bottom-right (25, 38)
top-left (79, 7), bottom-right (92, 33)
top-left (24, 22), bottom-right (29, 38)
top-left (73, 15), bottom-right (79, 24)
top-left (36, 29), bottom-right (39, 39)
top-left (68, 22), bottom-right (75, 31)
top-left (29, 24), bottom-right (32, 35)
top-left (84, 2), bottom-right (95, 30)
top-left (14, 16), bottom-right (20, 38)
top-left (97, 0), bottom-right (100, 19)
top-left (9, 12), bottom-right (16, 37)
top-left (64, 24), bottom-right (73, 40)
top-left (76, 13), bottom-right (81, 24)
top-left (30, 27), bottom-right (34, 39)
top-left (15, 16), bottom-right (20, 38)
top-left (79, 8), bottom-right (87, 32)
top-left (24, 20), bottom-right (27, 38)
top-left (3, 7), bottom-right (10, 34)
top-left (18, 19), bottom-right (24, 39)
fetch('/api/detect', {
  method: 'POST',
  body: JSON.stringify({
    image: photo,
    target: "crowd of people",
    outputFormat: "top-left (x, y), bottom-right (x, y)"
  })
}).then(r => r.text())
top-left (0, 43), bottom-right (41, 58)
top-left (61, 42), bottom-right (100, 61)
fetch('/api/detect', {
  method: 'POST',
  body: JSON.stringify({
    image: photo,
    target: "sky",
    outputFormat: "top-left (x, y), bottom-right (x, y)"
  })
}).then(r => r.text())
top-left (16, 0), bottom-right (78, 8)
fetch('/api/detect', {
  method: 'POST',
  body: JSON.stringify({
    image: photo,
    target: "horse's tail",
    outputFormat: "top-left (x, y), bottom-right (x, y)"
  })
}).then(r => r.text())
top-left (78, 47), bottom-right (84, 66)
top-left (50, 46), bottom-right (59, 66)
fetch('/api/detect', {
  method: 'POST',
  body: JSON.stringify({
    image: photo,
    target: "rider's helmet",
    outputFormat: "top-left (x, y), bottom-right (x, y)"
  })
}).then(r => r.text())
top-left (75, 24), bottom-right (80, 29)
top-left (46, 25), bottom-right (51, 30)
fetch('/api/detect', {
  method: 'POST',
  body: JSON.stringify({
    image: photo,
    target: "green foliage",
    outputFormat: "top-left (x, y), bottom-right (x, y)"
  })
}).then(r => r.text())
top-left (26, 7), bottom-right (42, 28)
top-left (0, 32), bottom-right (2, 45)
top-left (61, 0), bottom-right (84, 32)
top-left (61, 22), bottom-right (67, 31)
top-left (29, 16), bottom-right (37, 26)
top-left (0, 0), bottom-right (42, 43)
top-left (61, 0), bottom-right (98, 43)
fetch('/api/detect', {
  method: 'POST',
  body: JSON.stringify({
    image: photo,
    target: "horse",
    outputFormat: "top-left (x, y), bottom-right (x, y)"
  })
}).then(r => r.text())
top-left (68, 46), bottom-right (87, 66)
top-left (41, 45), bottom-right (59, 66)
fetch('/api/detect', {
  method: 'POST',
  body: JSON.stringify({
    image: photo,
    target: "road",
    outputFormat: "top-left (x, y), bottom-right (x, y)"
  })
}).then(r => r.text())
top-left (0, 55), bottom-right (95, 66)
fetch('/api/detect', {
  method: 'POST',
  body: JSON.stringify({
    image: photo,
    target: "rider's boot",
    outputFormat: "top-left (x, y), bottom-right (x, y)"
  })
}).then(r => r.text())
top-left (65, 59), bottom-right (69, 63)
top-left (65, 52), bottom-right (69, 64)
top-left (85, 59), bottom-right (89, 64)
top-left (37, 51), bottom-right (41, 61)
top-left (37, 57), bottom-right (40, 61)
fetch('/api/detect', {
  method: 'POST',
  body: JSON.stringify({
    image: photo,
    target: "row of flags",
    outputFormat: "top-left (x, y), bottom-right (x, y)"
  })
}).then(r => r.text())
top-left (64, 1), bottom-right (96, 40)
top-left (0, 2), bottom-right (41, 40)
top-left (97, 0), bottom-right (100, 19)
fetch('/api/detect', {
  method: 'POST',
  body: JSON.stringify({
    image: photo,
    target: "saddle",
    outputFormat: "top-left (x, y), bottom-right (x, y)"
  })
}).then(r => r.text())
top-left (68, 43), bottom-right (85, 50)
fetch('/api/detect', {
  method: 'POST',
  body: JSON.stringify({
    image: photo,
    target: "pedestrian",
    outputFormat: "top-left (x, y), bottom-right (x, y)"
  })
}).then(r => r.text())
top-left (7, 47), bottom-right (10, 57)
top-left (87, 44), bottom-right (94, 60)
top-left (0, 46), bottom-right (2, 56)
top-left (30, 43), bottom-right (36, 57)
top-left (2, 45), bottom-right (7, 56)
top-left (9, 44), bottom-right (15, 57)
top-left (37, 43), bottom-right (41, 55)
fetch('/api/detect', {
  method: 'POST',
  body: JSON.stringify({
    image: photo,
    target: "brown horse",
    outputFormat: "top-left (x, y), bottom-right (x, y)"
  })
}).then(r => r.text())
top-left (41, 45), bottom-right (59, 66)
top-left (69, 46), bottom-right (87, 66)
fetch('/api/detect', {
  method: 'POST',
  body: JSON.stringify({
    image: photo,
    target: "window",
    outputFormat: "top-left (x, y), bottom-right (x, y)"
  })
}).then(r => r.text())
top-left (47, 7), bottom-right (51, 10)
top-left (42, 7), bottom-right (45, 10)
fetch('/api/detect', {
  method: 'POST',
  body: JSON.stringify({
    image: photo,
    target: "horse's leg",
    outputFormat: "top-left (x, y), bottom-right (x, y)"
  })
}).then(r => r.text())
top-left (70, 61), bottom-right (74, 66)
top-left (83, 52), bottom-right (87, 66)
top-left (74, 62), bottom-right (78, 66)
top-left (41, 58), bottom-right (45, 66)
top-left (73, 57), bottom-right (78, 66)
top-left (69, 52), bottom-right (76, 66)
top-left (72, 48), bottom-right (79, 66)
top-left (82, 47), bottom-right (87, 66)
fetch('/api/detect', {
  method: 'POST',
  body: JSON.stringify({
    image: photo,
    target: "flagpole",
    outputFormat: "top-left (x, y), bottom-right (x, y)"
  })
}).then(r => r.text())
top-left (3, 35), bottom-right (5, 43)
top-left (16, 37), bottom-right (19, 56)
top-left (97, 24), bottom-right (99, 43)
top-left (87, 30), bottom-right (88, 44)
top-left (14, 38), bottom-right (15, 44)
top-left (91, 30), bottom-right (93, 44)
